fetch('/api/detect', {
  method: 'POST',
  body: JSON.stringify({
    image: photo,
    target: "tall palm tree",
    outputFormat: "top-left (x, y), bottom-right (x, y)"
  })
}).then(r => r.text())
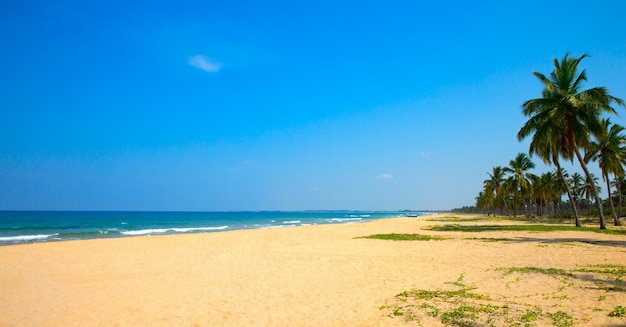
top-left (520, 53), bottom-right (625, 229)
top-left (585, 118), bottom-right (626, 226)
top-left (484, 166), bottom-right (510, 216)
top-left (504, 153), bottom-right (536, 216)
top-left (518, 111), bottom-right (581, 223)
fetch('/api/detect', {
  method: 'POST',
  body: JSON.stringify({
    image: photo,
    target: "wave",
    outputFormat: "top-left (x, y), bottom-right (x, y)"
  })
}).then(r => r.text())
top-left (0, 234), bottom-right (58, 242)
top-left (282, 220), bottom-right (301, 224)
top-left (262, 224), bottom-right (296, 229)
top-left (326, 218), bottom-right (363, 222)
top-left (120, 226), bottom-right (228, 236)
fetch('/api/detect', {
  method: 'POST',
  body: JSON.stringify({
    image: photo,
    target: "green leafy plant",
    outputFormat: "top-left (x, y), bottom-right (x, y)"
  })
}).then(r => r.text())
top-left (608, 305), bottom-right (626, 317)
top-left (547, 311), bottom-right (574, 327)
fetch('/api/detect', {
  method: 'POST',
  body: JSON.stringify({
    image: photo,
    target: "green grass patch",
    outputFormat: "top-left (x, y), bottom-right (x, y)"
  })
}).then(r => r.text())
top-left (498, 267), bottom-right (574, 278)
top-left (424, 224), bottom-right (626, 235)
top-left (608, 305), bottom-right (626, 317)
top-left (381, 274), bottom-right (574, 326)
top-left (547, 311), bottom-right (574, 327)
top-left (576, 264), bottom-right (626, 277)
top-left (425, 216), bottom-right (492, 222)
top-left (466, 237), bottom-right (514, 242)
top-left (356, 233), bottom-right (446, 241)
top-left (520, 309), bottom-right (541, 324)
top-left (383, 264), bottom-right (625, 326)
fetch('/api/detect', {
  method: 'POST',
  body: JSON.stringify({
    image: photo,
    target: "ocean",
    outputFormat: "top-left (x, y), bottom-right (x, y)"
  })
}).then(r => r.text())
top-left (0, 211), bottom-right (423, 245)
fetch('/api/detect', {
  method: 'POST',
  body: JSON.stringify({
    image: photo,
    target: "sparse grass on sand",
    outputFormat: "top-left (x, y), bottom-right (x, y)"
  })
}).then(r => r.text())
top-left (356, 234), bottom-right (446, 241)
top-left (377, 214), bottom-right (626, 326)
top-left (381, 264), bottom-right (625, 326)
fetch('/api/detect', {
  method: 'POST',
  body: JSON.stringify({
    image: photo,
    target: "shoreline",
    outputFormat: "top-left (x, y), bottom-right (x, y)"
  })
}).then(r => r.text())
top-left (0, 211), bottom-right (424, 246)
top-left (1, 214), bottom-right (625, 326)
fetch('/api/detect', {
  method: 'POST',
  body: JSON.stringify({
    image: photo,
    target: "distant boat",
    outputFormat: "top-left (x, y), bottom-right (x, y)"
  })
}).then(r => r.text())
top-left (405, 212), bottom-right (419, 217)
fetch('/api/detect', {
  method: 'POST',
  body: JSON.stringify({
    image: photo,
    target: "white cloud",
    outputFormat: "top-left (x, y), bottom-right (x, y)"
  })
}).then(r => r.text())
top-left (189, 55), bottom-right (221, 73)
top-left (377, 173), bottom-right (394, 180)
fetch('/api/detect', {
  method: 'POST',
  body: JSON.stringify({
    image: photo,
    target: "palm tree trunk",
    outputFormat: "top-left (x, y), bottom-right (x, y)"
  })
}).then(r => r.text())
top-left (554, 160), bottom-right (580, 226)
top-left (617, 176), bottom-right (623, 223)
top-left (608, 175), bottom-right (622, 226)
top-left (496, 189), bottom-right (511, 217)
top-left (503, 198), bottom-right (511, 217)
top-left (573, 147), bottom-right (606, 229)
top-left (605, 174), bottom-right (619, 226)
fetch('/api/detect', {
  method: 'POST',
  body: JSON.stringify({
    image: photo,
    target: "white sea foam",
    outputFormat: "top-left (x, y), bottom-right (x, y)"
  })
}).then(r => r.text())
top-left (326, 218), bottom-right (362, 222)
top-left (282, 220), bottom-right (301, 224)
top-left (263, 224), bottom-right (296, 229)
top-left (0, 234), bottom-right (56, 242)
top-left (170, 226), bottom-right (229, 233)
top-left (121, 229), bottom-right (169, 236)
top-left (120, 226), bottom-right (228, 236)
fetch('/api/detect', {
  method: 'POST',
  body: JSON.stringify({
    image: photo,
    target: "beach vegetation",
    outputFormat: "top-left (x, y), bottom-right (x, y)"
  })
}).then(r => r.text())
top-left (425, 216), bottom-right (491, 222)
top-left (356, 233), bottom-right (446, 241)
top-left (498, 267), bottom-right (574, 278)
top-left (423, 223), bottom-right (626, 235)
top-left (576, 264), bottom-right (626, 281)
top-left (608, 305), bottom-right (626, 317)
top-left (468, 237), bottom-right (514, 242)
top-left (383, 275), bottom-right (565, 326)
top-left (547, 311), bottom-right (574, 327)
top-left (459, 54), bottom-right (626, 230)
top-left (383, 263), bottom-right (625, 326)
top-left (520, 309), bottom-right (541, 324)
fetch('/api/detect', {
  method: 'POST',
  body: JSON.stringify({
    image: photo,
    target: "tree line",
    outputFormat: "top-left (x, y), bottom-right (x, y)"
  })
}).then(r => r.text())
top-left (468, 54), bottom-right (625, 229)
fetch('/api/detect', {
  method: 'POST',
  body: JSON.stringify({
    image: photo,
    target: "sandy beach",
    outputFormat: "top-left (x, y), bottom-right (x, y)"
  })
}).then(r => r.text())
top-left (1, 214), bottom-right (625, 326)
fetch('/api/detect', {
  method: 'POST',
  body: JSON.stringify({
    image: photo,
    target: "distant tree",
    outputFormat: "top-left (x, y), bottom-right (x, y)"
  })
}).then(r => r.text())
top-left (484, 166), bottom-right (510, 216)
top-left (582, 173), bottom-right (601, 217)
top-left (476, 190), bottom-right (494, 215)
top-left (504, 153), bottom-right (536, 216)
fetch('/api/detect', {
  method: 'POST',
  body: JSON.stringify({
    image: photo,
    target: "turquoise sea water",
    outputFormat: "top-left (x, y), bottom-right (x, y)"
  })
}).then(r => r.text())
top-left (0, 211), bottom-right (424, 245)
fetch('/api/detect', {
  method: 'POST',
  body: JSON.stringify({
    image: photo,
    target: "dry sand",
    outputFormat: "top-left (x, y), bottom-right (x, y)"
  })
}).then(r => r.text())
top-left (1, 214), bottom-right (625, 326)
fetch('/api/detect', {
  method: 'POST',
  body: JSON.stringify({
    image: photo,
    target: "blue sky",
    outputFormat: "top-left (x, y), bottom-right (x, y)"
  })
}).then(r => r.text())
top-left (1, 0), bottom-right (625, 211)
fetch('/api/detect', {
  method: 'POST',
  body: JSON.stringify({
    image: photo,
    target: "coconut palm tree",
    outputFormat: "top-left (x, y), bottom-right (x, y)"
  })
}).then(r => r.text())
top-left (582, 173), bottom-right (601, 217)
top-left (531, 174), bottom-right (545, 216)
top-left (520, 53), bottom-right (625, 229)
top-left (476, 190), bottom-right (493, 216)
top-left (569, 172), bottom-right (585, 216)
top-left (518, 110), bottom-right (581, 223)
top-left (611, 176), bottom-right (626, 219)
top-left (585, 118), bottom-right (626, 225)
top-left (541, 171), bottom-right (561, 216)
top-left (504, 153), bottom-right (536, 216)
top-left (484, 166), bottom-right (510, 216)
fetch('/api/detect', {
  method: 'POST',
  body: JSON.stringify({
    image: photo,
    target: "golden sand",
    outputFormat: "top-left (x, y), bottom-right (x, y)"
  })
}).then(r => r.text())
top-left (1, 215), bottom-right (625, 326)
